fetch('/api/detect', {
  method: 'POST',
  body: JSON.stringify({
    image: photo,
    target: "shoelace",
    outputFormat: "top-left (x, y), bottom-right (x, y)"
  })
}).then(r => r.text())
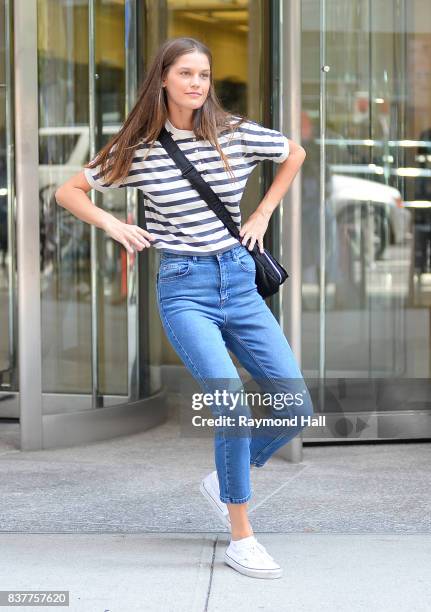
top-left (235, 539), bottom-right (275, 563)
top-left (254, 540), bottom-right (275, 562)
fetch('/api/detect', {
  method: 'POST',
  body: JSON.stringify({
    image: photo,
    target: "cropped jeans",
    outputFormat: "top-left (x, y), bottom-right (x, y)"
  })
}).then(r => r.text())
top-left (156, 243), bottom-right (314, 504)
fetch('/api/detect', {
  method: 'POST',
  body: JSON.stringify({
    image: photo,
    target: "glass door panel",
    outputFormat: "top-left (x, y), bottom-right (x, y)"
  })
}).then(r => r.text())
top-left (302, 0), bottom-right (431, 437)
top-left (0, 0), bottom-right (17, 418)
top-left (37, 0), bottom-right (160, 411)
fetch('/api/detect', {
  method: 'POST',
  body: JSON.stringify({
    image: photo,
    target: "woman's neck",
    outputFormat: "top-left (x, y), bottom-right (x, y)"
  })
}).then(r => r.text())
top-left (166, 107), bottom-right (194, 131)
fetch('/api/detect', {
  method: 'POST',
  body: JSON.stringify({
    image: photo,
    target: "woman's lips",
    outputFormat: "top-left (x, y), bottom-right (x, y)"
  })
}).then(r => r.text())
top-left (187, 93), bottom-right (201, 97)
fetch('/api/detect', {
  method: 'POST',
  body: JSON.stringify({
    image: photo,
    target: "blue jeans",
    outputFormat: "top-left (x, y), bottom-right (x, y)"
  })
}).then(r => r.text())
top-left (156, 243), bottom-right (314, 504)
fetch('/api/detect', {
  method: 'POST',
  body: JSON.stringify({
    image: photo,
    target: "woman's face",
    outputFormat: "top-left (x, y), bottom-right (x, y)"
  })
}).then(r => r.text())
top-left (162, 51), bottom-right (211, 111)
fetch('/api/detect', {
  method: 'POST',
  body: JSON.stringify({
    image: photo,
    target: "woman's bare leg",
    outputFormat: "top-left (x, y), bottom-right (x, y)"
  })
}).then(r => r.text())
top-left (227, 502), bottom-right (254, 540)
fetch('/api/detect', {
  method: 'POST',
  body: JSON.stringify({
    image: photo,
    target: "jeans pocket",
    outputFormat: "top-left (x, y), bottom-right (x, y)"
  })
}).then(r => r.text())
top-left (158, 260), bottom-right (191, 282)
top-left (236, 248), bottom-right (256, 273)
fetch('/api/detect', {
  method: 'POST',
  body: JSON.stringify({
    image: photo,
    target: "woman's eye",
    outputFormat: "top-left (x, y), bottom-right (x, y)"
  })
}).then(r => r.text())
top-left (180, 71), bottom-right (209, 77)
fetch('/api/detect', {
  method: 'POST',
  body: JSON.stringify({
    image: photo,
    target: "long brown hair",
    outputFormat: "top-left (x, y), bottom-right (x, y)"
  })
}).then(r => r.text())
top-left (85, 37), bottom-right (248, 184)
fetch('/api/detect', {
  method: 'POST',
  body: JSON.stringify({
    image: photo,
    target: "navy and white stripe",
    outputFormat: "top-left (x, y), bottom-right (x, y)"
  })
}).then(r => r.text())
top-left (84, 116), bottom-right (290, 255)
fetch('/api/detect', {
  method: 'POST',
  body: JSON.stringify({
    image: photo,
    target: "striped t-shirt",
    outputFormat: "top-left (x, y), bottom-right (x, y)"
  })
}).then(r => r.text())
top-left (84, 116), bottom-right (290, 255)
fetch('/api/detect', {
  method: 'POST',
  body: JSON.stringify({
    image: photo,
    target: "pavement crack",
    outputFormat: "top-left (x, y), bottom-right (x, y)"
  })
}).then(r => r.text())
top-left (203, 535), bottom-right (218, 612)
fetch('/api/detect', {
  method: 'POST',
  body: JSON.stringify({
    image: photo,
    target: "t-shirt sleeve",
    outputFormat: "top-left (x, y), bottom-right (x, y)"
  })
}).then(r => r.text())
top-left (84, 143), bottom-right (142, 193)
top-left (84, 154), bottom-right (125, 193)
top-left (240, 120), bottom-right (290, 164)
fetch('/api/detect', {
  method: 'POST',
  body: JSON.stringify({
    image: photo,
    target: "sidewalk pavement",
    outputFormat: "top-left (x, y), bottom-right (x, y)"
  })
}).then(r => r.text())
top-left (0, 405), bottom-right (430, 611)
top-left (0, 533), bottom-right (430, 611)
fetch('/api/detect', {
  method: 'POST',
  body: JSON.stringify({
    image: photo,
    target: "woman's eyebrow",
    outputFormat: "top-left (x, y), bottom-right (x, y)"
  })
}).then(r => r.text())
top-left (178, 66), bottom-right (210, 71)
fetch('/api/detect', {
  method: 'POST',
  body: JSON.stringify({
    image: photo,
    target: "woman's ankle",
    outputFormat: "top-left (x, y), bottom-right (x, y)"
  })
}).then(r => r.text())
top-left (231, 529), bottom-right (254, 541)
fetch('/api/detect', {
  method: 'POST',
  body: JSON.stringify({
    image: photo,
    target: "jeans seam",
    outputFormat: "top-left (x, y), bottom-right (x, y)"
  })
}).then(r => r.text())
top-left (157, 286), bottom-right (207, 389)
top-left (223, 425), bottom-right (230, 505)
top-left (158, 285), bottom-right (232, 501)
top-left (220, 492), bottom-right (252, 504)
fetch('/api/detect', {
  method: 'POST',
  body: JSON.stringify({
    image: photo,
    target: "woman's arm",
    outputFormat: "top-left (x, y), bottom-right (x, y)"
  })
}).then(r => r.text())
top-left (55, 171), bottom-right (155, 254)
top-left (256, 138), bottom-right (306, 218)
top-left (239, 138), bottom-right (306, 252)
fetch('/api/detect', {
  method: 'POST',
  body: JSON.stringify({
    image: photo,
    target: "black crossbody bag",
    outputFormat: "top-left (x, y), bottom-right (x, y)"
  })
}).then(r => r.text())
top-left (157, 126), bottom-right (289, 299)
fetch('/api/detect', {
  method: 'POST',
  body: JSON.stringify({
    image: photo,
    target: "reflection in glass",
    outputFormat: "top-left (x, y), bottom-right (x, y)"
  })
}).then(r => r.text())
top-left (38, 0), bottom-right (131, 401)
top-left (302, 0), bottom-right (430, 416)
top-left (0, 0), bottom-right (15, 394)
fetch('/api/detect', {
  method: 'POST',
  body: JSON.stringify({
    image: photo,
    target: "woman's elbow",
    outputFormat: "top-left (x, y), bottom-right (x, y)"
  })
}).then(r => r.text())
top-left (288, 139), bottom-right (306, 159)
top-left (54, 186), bottom-right (64, 206)
top-left (55, 170), bottom-right (92, 205)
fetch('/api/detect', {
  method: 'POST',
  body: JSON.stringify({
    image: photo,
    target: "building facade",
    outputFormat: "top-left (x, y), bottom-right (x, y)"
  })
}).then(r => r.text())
top-left (1, 0), bottom-right (430, 450)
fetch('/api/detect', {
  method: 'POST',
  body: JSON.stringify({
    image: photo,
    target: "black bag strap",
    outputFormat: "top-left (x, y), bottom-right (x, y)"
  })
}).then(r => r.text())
top-left (158, 126), bottom-right (242, 245)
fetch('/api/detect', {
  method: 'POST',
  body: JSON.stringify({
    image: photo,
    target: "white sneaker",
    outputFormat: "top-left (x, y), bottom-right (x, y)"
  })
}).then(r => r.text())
top-left (199, 470), bottom-right (231, 528)
top-left (224, 535), bottom-right (282, 579)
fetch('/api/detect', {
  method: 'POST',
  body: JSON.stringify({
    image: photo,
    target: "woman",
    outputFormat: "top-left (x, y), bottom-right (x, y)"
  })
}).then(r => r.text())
top-left (55, 36), bottom-right (314, 580)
